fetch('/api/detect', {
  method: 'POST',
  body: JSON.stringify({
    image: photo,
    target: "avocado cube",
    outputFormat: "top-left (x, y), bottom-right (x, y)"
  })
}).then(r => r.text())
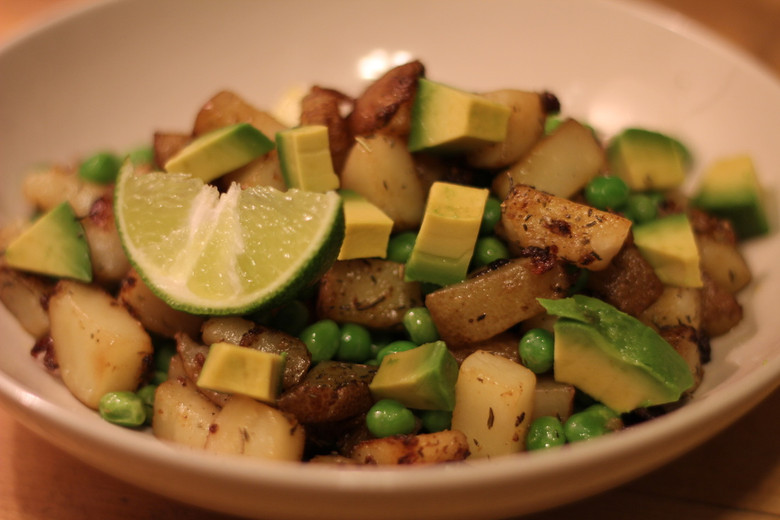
top-left (607, 128), bottom-right (691, 190)
top-left (197, 342), bottom-right (286, 403)
top-left (540, 295), bottom-right (694, 413)
top-left (633, 213), bottom-right (702, 288)
top-left (404, 181), bottom-right (488, 286)
top-left (408, 78), bottom-right (511, 153)
top-left (369, 341), bottom-right (459, 411)
top-left (4, 202), bottom-right (92, 282)
top-left (276, 125), bottom-right (340, 192)
top-left (337, 189), bottom-right (394, 260)
top-left (164, 122), bottom-right (275, 183)
top-left (692, 154), bottom-right (769, 239)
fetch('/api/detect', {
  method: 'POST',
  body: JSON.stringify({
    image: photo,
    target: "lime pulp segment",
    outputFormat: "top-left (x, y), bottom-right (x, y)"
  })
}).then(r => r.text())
top-left (115, 163), bottom-right (344, 315)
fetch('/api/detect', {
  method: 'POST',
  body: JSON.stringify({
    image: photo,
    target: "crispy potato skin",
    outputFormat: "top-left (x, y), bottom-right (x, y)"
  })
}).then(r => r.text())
top-left (351, 430), bottom-right (469, 465)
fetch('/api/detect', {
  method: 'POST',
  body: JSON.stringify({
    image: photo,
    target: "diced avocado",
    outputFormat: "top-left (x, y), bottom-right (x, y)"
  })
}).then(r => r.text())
top-left (276, 125), bottom-right (340, 192)
top-left (692, 154), bottom-right (769, 239)
top-left (197, 342), bottom-right (286, 403)
top-left (540, 295), bottom-right (694, 413)
top-left (369, 340), bottom-right (459, 411)
top-left (407, 78), bottom-right (511, 153)
top-left (404, 181), bottom-right (488, 286)
top-left (164, 122), bottom-right (274, 183)
top-left (337, 189), bottom-right (394, 260)
top-left (607, 128), bottom-right (691, 190)
top-left (633, 213), bottom-right (702, 288)
top-left (4, 202), bottom-right (92, 282)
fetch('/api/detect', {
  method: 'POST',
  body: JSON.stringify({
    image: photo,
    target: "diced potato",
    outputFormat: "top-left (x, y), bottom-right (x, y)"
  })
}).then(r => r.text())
top-left (425, 258), bottom-right (570, 346)
top-left (204, 395), bottom-right (305, 461)
top-left (217, 150), bottom-right (287, 191)
top-left (451, 351), bottom-right (536, 458)
top-left (492, 118), bottom-right (604, 200)
top-left (501, 184), bottom-right (632, 270)
top-left (351, 430), bottom-right (470, 465)
top-left (153, 378), bottom-right (220, 448)
top-left (118, 269), bottom-right (204, 339)
top-left (340, 134), bottom-right (427, 231)
top-left (448, 331), bottom-right (521, 365)
top-left (153, 132), bottom-right (190, 169)
top-left (22, 164), bottom-right (112, 217)
top-left (532, 376), bottom-right (575, 422)
top-left (317, 259), bottom-right (423, 330)
top-left (0, 264), bottom-right (51, 338)
top-left (48, 280), bottom-right (153, 409)
top-left (175, 333), bottom-right (230, 407)
top-left (659, 326), bottom-right (703, 393)
top-left (81, 196), bottom-right (131, 285)
top-left (639, 286), bottom-right (702, 331)
top-left (700, 274), bottom-right (743, 337)
top-left (466, 90), bottom-right (546, 169)
top-left (696, 234), bottom-right (752, 293)
top-left (193, 90), bottom-right (288, 138)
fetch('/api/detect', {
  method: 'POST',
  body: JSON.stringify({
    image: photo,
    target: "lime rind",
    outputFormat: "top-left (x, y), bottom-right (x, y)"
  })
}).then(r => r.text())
top-left (115, 161), bottom-right (344, 315)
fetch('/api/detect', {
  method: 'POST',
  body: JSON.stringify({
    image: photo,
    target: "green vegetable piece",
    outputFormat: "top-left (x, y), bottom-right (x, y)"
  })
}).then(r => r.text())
top-left (584, 176), bottom-right (629, 210)
top-left (136, 384), bottom-right (157, 425)
top-left (402, 307), bottom-right (439, 345)
top-left (386, 231), bottom-right (417, 264)
top-left (633, 213), bottom-right (702, 287)
top-left (472, 236), bottom-right (510, 268)
top-left (420, 409), bottom-right (452, 433)
top-left (563, 404), bottom-right (621, 443)
top-left (336, 322), bottom-right (373, 363)
top-left (539, 295), bottom-right (694, 413)
top-left (375, 340), bottom-right (418, 365)
top-left (369, 340), bottom-right (459, 411)
top-left (526, 416), bottom-right (566, 450)
top-left (153, 340), bottom-right (177, 374)
top-left (276, 125), bottom-right (340, 192)
top-left (691, 154), bottom-right (770, 239)
top-left (79, 151), bottom-right (122, 184)
top-left (624, 193), bottom-right (659, 224)
top-left (300, 319), bottom-right (341, 363)
top-left (99, 391), bottom-right (147, 427)
top-left (518, 328), bottom-right (555, 374)
top-left (607, 128), bottom-right (691, 191)
top-left (366, 399), bottom-right (416, 438)
top-left (479, 196), bottom-right (503, 235)
top-left (408, 78), bottom-right (510, 153)
top-left (4, 202), bottom-right (92, 282)
top-left (128, 145), bottom-right (155, 167)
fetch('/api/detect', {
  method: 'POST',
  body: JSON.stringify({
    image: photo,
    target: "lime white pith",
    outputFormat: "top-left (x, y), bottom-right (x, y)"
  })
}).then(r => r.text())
top-left (114, 161), bottom-right (344, 315)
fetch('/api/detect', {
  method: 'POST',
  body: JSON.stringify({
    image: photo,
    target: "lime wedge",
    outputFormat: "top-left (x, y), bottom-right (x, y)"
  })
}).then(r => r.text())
top-left (114, 161), bottom-right (344, 315)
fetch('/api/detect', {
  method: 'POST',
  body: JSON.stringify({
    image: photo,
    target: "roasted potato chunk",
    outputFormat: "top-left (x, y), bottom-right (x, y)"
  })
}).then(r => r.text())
top-left (351, 430), bottom-right (469, 465)
top-left (299, 86), bottom-right (353, 172)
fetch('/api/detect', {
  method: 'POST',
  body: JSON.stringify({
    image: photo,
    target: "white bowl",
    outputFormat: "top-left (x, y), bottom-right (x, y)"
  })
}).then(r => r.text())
top-left (1, 1), bottom-right (778, 519)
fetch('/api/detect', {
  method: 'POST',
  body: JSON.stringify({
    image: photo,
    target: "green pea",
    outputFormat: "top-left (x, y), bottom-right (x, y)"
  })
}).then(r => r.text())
top-left (336, 322), bottom-right (373, 363)
top-left (624, 193), bottom-right (659, 224)
top-left (386, 231), bottom-right (417, 263)
top-left (420, 409), bottom-right (452, 433)
top-left (402, 307), bottom-right (439, 345)
top-left (366, 399), bottom-right (416, 437)
top-left (480, 197), bottom-right (503, 235)
top-left (584, 176), bottom-right (629, 210)
top-left (518, 328), bottom-right (555, 374)
top-left (78, 151), bottom-right (121, 184)
top-left (99, 391), bottom-right (147, 427)
top-left (300, 319), bottom-right (341, 363)
top-left (526, 416), bottom-right (566, 450)
top-left (375, 340), bottom-right (417, 365)
top-left (564, 404), bottom-right (620, 443)
top-left (472, 236), bottom-right (510, 268)
top-left (136, 384), bottom-right (157, 425)
top-left (271, 300), bottom-right (310, 336)
top-left (544, 115), bottom-right (563, 134)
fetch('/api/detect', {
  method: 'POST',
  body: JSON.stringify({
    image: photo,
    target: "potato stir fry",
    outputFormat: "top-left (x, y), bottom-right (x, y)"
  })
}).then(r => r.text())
top-left (0, 59), bottom-right (765, 465)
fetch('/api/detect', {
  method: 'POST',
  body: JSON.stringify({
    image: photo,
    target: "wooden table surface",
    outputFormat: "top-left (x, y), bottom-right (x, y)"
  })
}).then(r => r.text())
top-left (1, 1), bottom-right (779, 519)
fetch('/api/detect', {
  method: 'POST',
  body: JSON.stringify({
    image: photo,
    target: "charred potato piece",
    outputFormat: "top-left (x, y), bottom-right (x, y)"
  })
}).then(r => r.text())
top-left (351, 430), bottom-right (469, 465)
top-left (448, 331), bottom-right (521, 365)
top-left (317, 259), bottom-right (424, 330)
top-left (0, 264), bottom-right (52, 338)
top-left (299, 86), bottom-right (353, 172)
top-left (82, 196), bottom-right (131, 285)
top-left (277, 361), bottom-right (376, 424)
top-left (347, 60), bottom-right (425, 138)
top-left (501, 184), bottom-right (632, 271)
top-left (700, 273), bottom-right (743, 337)
top-left (425, 258), bottom-right (570, 347)
top-left (22, 164), bottom-right (111, 217)
top-left (586, 241), bottom-right (664, 317)
top-left (659, 325), bottom-right (704, 392)
top-left (192, 90), bottom-right (287, 138)
top-left (175, 333), bottom-right (230, 407)
top-left (690, 209), bottom-right (751, 293)
top-left (119, 269), bottom-right (205, 339)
